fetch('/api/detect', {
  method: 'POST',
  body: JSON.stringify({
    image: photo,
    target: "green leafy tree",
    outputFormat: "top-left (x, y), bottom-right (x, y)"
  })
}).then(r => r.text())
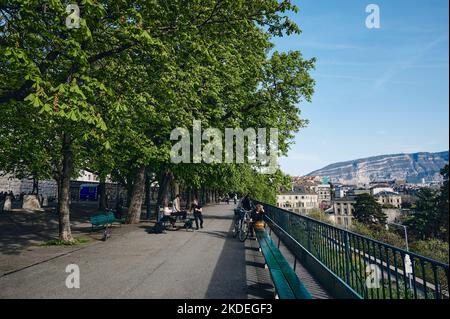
top-left (1, 1), bottom-right (313, 237)
top-left (438, 164), bottom-right (449, 240)
top-left (405, 188), bottom-right (440, 240)
top-left (353, 193), bottom-right (387, 227)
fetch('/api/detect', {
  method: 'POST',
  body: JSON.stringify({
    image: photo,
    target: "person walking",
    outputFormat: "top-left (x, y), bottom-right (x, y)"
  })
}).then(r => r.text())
top-left (190, 195), bottom-right (204, 230)
top-left (233, 193), bottom-right (237, 205)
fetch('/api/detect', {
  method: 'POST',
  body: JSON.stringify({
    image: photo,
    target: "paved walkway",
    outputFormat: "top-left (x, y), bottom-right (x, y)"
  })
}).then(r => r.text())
top-left (0, 204), bottom-right (274, 299)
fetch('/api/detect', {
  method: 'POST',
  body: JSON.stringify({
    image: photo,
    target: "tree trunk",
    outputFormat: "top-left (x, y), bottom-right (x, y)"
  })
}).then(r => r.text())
top-left (58, 133), bottom-right (73, 242)
top-left (98, 177), bottom-right (107, 211)
top-left (155, 170), bottom-right (173, 215)
top-left (126, 165), bottom-right (146, 224)
top-left (145, 172), bottom-right (152, 219)
top-left (126, 179), bottom-right (133, 207)
top-left (32, 176), bottom-right (39, 195)
top-left (186, 187), bottom-right (192, 209)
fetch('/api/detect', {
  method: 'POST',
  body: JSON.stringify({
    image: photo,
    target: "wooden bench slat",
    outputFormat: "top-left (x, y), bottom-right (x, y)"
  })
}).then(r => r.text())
top-left (261, 235), bottom-right (312, 299)
top-left (255, 228), bottom-right (312, 299)
top-left (269, 269), bottom-right (296, 299)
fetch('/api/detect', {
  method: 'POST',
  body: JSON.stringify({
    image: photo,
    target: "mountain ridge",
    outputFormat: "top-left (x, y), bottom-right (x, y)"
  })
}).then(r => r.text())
top-left (306, 151), bottom-right (449, 184)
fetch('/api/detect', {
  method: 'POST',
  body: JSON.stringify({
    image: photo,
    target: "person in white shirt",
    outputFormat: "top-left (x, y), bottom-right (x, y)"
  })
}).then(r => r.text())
top-left (172, 194), bottom-right (187, 219)
top-left (174, 194), bottom-right (181, 212)
top-left (162, 203), bottom-right (176, 227)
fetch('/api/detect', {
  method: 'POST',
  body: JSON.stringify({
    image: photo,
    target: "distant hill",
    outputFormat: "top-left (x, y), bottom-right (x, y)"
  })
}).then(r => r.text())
top-left (307, 151), bottom-right (449, 185)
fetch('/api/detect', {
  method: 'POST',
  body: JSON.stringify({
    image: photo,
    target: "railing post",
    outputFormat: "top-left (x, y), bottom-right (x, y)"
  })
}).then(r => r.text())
top-left (306, 219), bottom-right (311, 252)
top-left (344, 229), bottom-right (351, 285)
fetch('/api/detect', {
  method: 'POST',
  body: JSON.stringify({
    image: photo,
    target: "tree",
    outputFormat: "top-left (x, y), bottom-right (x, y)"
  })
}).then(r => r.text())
top-left (438, 164), bottom-right (449, 240)
top-left (353, 194), bottom-right (386, 227)
top-left (404, 188), bottom-right (440, 240)
top-left (1, 1), bottom-right (313, 237)
top-left (404, 165), bottom-right (448, 241)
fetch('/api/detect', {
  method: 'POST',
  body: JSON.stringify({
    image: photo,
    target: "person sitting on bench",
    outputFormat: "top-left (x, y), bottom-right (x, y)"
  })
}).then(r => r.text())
top-left (161, 203), bottom-right (177, 227)
top-left (171, 194), bottom-right (187, 220)
top-left (249, 204), bottom-right (265, 238)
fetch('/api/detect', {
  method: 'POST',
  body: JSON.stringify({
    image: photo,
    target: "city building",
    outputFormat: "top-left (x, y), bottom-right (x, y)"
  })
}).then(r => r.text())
top-left (331, 196), bottom-right (356, 228)
top-left (370, 183), bottom-right (395, 195)
top-left (317, 184), bottom-right (331, 203)
top-left (333, 184), bottom-right (353, 198)
top-left (349, 188), bottom-right (370, 196)
top-left (374, 191), bottom-right (402, 208)
top-left (276, 191), bottom-right (319, 215)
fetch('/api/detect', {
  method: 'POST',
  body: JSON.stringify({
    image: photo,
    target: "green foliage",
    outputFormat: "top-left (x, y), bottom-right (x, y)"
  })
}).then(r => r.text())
top-left (438, 164), bottom-right (449, 240)
top-left (350, 221), bottom-right (406, 248)
top-left (42, 238), bottom-right (90, 246)
top-left (403, 165), bottom-right (448, 241)
top-left (410, 238), bottom-right (449, 264)
top-left (404, 188), bottom-right (443, 240)
top-left (307, 209), bottom-right (332, 224)
top-left (1, 1), bottom-right (315, 235)
top-left (353, 194), bottom-right (387, 227)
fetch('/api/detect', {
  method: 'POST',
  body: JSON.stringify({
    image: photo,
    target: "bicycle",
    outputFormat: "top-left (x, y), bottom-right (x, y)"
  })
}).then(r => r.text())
top-left (238, 211), bottom-right (252, 242)
top-left (232, 208), bottom-right (243, 238)
top-left (102, 224), bottom-right (112, 241)
top-left (233, 207), bottom-right (249, 238)
top-left (101, 208), bottom-right (115, 241)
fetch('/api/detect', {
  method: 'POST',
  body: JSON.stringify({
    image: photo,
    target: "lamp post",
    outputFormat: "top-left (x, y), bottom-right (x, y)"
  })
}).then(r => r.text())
top-left (386, 222), bottom-right (409, 251)
top-left (386, 222), bottom-right (412, 289)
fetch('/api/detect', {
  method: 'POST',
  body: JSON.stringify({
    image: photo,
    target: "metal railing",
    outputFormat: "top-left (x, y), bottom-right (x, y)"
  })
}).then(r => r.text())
top-left (256, 201), bottom-right (449, 299)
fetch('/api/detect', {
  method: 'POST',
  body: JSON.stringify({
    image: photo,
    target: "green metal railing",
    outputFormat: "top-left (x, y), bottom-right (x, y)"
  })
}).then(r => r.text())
top-left (256, 201), bottom-right (449, 299)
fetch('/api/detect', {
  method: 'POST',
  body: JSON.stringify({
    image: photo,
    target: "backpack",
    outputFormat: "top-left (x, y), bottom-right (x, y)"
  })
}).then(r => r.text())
top-left (153, 221), bottom-right (166, 234)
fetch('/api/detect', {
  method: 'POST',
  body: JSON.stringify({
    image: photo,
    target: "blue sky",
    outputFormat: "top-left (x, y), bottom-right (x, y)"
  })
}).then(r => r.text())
top-left (274, 0), bottom-right (449, 176)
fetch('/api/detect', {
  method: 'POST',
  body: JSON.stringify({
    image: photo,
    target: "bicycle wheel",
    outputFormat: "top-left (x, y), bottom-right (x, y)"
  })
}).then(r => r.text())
top-left (232, 221), bottom-right (239, 238)
top-left (102, 227), bottom-right (111, 241)
top-left (239, 220), bottom-right (249, 242)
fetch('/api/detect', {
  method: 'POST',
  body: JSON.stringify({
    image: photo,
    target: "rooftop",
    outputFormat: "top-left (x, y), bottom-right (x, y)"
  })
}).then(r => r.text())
top-left (374, 191), bottom-right (400, 197)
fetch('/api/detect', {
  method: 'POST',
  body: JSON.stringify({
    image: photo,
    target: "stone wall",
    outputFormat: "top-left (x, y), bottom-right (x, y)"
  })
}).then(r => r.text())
top-left (0, 174), bottom-right (57, 198)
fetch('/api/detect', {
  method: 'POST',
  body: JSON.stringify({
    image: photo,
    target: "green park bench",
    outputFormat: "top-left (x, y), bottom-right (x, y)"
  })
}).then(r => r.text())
top-left (90, 212), bottom-right (125, 231)
top-left (255, 227), bottom-right (312, 299)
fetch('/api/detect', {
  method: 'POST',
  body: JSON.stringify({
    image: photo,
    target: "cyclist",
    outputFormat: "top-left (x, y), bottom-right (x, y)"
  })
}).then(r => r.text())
top-left (239, 194), bottom-right (254, 211)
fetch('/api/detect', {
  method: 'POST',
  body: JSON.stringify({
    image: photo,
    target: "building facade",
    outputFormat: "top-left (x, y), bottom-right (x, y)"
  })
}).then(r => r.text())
top-left (331, 196), bottom-right (356, 228)
top-left (276, 191), bottom-right (319, 215)
top-left (317, 184), bottom-right (331, 203)
top-left (374, 191), bottom-right (402, 208)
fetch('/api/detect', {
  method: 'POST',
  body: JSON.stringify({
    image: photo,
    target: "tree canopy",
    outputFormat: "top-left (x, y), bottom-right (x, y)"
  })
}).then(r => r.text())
top-left (353, 193), bottom-right (387, 227)
top-left (1, 1), bottom-right (315, 241)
